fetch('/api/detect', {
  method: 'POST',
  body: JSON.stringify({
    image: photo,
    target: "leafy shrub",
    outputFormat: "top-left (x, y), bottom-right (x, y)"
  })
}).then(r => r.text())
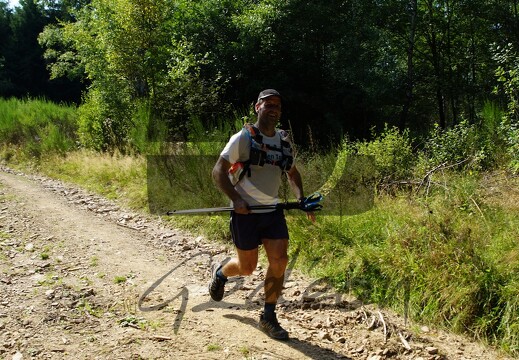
top-left (420, 120), bottom-right (485, 170)
top-left (78, 85), bottom-right (134, 152)
top-left (492, 43), bottom-right (519, 173)
top-left (502, 120), bottom-right (519, 173)
top-left (354, 125), bottom-right (415, 185)
top-left (493, 43), bottom-right (519, 124)
top-left (478, 101), bottom-right (509, 168)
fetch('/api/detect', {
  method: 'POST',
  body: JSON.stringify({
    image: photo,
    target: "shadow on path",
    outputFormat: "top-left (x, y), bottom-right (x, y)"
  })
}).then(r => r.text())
top-left (223, 313), bottom-right (352, 360)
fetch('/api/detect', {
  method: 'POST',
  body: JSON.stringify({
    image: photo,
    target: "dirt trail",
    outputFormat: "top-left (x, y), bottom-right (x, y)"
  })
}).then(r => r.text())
top-left (0, 167), bottom-right (513, 360)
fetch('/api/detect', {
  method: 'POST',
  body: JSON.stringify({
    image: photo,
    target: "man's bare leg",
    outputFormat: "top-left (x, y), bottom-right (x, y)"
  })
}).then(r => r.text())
top-left (258, 238), bottom-right (289, 340)
top-left (221, 247), bottom-right (258, 277)
top-left (262, 238), bottom-right (288, 303)
top-left (209, 247), bottom-right (258, 301)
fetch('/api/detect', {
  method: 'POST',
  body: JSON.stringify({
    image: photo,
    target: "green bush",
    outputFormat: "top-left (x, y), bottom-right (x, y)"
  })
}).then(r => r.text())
top-left (492, 43), bottom-right (519, 173)
top-left (78, 84), bottom-right (134, 153)
top-left (478, 101), bottom-right (509, 169)
top-left (354, 125), bottom-right (415, 185)
top-left (501, 120), bottom-right (519, 173)
top-left (420, 120), bottom-right (485, 170)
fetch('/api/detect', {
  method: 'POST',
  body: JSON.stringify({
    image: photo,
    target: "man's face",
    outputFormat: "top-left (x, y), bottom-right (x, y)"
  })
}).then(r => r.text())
top-left (256, 96), bottom-right (282, 125)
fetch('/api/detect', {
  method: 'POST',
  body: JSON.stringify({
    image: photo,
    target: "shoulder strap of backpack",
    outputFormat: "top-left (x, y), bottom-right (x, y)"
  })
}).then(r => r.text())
top-left (243, 123), bottom-right (263, 145)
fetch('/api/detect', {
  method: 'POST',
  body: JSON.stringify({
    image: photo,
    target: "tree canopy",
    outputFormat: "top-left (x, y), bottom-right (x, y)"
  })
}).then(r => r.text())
top-left (2, 0), bottom-right (519, 150)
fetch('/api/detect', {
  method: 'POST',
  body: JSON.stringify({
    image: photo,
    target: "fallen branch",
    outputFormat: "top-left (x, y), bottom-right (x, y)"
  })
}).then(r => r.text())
top-left (470, 196), bottom-right (485, 219)
top-left (116, 222), bottom-right (145, 231)
top-left (416, 158), bottom-right (472, 196)
top-left (151, 335), bottom-right (172, 341)
top-left (360, 309), bottom-right (368, 324)
top-left (377, 311), bottom-right (387, 343)
top-left (416, 161), bottom-right (448, 196)
top-left (367, 315), bottom-right (377, 330)
top-left (398, 332), bottom-right (411, 350)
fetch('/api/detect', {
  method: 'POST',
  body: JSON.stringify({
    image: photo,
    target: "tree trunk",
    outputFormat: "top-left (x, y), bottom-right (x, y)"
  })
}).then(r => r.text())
top-left (400, 0), bottom-right (418, 129)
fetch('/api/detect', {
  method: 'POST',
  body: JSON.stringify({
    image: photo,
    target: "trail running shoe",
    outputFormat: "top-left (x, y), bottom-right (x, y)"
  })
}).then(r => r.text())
top-left (259, 312), bottom-right (289, 340)
top-left (208, 263), bottom-right (226, 301)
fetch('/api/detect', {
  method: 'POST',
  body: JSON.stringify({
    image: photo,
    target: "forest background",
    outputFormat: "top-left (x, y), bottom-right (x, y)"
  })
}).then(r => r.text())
top-left (1, 0), bottom-right (519, 357)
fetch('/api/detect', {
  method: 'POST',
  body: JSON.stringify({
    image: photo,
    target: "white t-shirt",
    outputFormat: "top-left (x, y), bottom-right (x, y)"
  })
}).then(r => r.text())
top-left (220, 127), bottom-right (291, 210)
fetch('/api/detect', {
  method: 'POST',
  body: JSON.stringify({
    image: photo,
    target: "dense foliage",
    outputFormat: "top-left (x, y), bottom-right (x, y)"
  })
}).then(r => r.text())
top-left (1, 0), bottom-right (519, 152)
top-left (0, 0), bottom-right (85, 102)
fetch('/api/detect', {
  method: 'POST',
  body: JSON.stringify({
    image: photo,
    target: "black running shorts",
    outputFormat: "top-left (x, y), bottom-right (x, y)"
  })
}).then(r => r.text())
top-left (230, 208), bottom-right (289, 250)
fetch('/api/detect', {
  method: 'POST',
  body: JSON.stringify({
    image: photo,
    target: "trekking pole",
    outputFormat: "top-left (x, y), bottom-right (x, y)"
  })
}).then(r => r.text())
top-left (166, 192), bottom-right (323, 215)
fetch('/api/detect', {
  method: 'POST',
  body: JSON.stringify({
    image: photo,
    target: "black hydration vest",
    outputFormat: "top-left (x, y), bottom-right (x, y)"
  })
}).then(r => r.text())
top-left (229, 124), bottom-right (294, 184)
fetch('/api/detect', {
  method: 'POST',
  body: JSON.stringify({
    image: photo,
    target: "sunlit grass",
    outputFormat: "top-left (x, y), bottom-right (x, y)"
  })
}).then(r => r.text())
top-left (40, 150), bottom-right (147, 210)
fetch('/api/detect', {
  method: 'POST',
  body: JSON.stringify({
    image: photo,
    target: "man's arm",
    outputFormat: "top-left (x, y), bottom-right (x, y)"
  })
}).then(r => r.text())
top-left (212, 156), bottom-right (249, 214)
top-left (286, 165), bottom-right (316, 222)
top-left (286, 165), bottom-right (305, 200)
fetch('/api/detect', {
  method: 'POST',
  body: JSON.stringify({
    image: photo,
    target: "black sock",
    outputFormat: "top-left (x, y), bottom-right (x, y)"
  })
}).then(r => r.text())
top-left (216, 268), bottom-right (227, 282)
top-left (264, 303), bottom-right (276, 320)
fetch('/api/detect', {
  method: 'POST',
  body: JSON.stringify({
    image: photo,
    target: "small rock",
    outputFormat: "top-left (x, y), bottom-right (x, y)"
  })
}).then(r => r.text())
top-left (45, 290), bottom-right (55, 300)
top-left (426, 346), bottom-right (439, 355)
top-left (368, 356), bottom-right (382, 360)
top-left (354, 346), bottom-right (364, 353)
top-left (284, 281), bottom-right (298, 288)
top-left (120, 213), bottom-right (133, 220)
top-left (12, 352), bottom-right (23, 360)
top-left (421, 326), bottom-right (430, 333)
top-left (25, 243), bottom-right (34, 251)
top-left (317, 331), bottom-right (332, 341)
top-left (337, 336), bottom-right (346, 343)
top-left (81, 288), bottom-right (95, 297)
top-left (302, 295), bottom-right (315, 302)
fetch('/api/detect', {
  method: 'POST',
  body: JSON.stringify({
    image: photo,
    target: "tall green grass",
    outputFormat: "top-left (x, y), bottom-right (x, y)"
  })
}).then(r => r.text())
top-left (0, 97), bottom-right (78, 161)
top-left (285, 173), bottom-right (519, 356)
top-left (1, 98), bottom-right (519, 356)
